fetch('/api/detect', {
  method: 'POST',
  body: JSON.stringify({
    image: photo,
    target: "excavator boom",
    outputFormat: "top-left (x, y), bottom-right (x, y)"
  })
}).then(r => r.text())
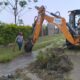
top-left (24, 6), bottom-right (80, 52)
top-left (33, 6), bottom-right (76, 44)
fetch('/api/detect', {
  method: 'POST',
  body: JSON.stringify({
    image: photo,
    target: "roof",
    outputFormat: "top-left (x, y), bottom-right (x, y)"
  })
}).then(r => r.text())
top-left (69, 9), bottom-right (80, 15)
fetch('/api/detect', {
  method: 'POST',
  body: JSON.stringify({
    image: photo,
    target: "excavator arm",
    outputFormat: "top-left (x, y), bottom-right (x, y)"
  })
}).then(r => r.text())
top-left (33, 6), bottom-right (76, 44)
top-left (24, 6), bottom-right (79, 52)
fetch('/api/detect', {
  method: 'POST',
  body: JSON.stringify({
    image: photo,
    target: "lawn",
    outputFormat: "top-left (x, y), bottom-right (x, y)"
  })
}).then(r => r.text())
top-left (0, 34), bottom-right (64, 63)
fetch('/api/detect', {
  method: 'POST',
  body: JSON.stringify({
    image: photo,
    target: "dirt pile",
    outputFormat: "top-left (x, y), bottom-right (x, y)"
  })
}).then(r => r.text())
top-left (28, 48), bottom-right (73, 80)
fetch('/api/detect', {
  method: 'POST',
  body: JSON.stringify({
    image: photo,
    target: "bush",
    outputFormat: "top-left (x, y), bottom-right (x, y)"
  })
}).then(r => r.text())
top-left (0, 37), bottom-right (5, 45)
top-left (36, 48), bottom-right (73, 73)
top-left (0, 24), bottom-right (32, 45)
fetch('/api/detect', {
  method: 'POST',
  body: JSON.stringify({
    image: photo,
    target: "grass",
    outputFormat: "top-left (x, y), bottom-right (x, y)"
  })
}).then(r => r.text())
top-left (0, 46), bottom-right (22, 63)
top-left (0, 34), bottom-right (64, 63)
top-left (33, 34), bottom-right (65, 50)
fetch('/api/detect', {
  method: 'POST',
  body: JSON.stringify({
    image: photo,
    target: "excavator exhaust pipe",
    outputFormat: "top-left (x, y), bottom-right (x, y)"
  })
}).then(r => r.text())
top-left (24, 38), bottom-right (33, 52)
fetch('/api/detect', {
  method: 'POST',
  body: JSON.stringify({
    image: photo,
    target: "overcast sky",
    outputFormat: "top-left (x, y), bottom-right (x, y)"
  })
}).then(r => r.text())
top-left (0, 0), bottom-right (80, 25)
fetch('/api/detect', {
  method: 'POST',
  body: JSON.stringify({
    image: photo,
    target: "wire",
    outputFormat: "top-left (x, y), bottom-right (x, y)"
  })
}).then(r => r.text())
top-left (7, 0), bottom-right (14, 8)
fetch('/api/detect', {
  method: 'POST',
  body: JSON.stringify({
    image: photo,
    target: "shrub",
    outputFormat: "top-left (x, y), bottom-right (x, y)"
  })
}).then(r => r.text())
top-left (36, 48), bottom-right (73, 73)
top-left (0, 24), bottom-right (32, 45)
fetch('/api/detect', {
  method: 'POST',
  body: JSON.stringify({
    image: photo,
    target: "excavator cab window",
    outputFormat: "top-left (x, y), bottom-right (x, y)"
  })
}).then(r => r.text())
top-left (69, 12), bottom-right (75, 28)
top-left (69, 10), bottom-right (80, 29)
top-left (75, 15), bottom-right (80, 27)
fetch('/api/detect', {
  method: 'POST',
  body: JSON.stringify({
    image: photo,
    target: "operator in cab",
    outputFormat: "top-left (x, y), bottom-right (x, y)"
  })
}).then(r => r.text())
top-left (77, 18), bottom-right (80, 35)
top-left (78, 18), bottom-right (80, 28)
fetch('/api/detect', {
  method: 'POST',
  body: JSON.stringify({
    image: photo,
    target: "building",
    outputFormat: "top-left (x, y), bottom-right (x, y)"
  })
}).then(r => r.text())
top-left (47, 23), bottom-right (60, 36)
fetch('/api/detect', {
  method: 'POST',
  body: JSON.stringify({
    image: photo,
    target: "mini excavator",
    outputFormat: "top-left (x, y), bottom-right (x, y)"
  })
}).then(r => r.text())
top-left (24, 6), bottom-right (80, 52)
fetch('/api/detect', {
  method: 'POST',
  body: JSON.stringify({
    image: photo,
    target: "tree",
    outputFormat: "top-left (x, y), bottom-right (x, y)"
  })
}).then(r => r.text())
top-left (0, 0), bottom-right (38, 25)
top-left (0, 1), bottom-right (8, 12)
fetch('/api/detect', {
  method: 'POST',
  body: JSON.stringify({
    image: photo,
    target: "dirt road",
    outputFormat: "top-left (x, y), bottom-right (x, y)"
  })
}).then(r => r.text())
top-left (0, 52), bottom-right (37, 76)
top-left (0, 45), bottom-right (52, 77)
top-left (69, 55), bottom-right (80, 80)
top-left (0, 49), bottom-right (80, 80)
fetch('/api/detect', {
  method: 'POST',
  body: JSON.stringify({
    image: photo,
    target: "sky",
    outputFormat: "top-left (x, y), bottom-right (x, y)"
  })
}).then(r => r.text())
top-left (0, 0), bottom-right (80, 26)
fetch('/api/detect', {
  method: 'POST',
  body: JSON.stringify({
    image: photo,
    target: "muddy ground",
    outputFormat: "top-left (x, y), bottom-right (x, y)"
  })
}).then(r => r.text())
top-left (0, 47), bottom-right (80, 80)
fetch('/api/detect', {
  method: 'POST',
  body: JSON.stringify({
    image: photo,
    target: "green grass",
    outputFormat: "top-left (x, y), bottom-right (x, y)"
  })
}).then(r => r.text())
top-left (0, 34), bottom-right (64, 63)
top-left (33, 34), bottom-right (65, 50)
top-left (0, 46), bottom-right (23, 63)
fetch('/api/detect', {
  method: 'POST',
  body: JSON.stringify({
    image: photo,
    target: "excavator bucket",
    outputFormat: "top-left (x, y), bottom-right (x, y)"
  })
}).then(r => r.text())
top-left (24, 38), bottom-right (33, 52)
top-left (24, 16), bottom-right (37, 53)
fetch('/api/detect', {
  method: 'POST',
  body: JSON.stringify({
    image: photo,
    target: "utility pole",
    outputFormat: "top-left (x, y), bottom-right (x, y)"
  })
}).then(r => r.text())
top-left (14, 0), bottom-right (18, 25)
top-left (0, 0), bottom-right (38, 25)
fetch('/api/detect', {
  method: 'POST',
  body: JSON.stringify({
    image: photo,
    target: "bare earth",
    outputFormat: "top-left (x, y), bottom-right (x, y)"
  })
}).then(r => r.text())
top-left (0, 49), bottom-right (80, 80)
top-left (0, 52), bottom-right (35, 76)
top-left (69, 55), bottom-right (80, 80)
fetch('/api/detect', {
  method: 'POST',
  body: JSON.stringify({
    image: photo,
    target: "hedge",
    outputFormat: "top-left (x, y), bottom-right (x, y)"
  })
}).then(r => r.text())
top-left (0, 24), bottom-right (32, 45)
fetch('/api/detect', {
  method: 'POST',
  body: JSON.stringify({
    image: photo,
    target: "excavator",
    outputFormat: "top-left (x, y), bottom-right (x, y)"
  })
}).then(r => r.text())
top-left (24, 6), bottom-right (80, 52)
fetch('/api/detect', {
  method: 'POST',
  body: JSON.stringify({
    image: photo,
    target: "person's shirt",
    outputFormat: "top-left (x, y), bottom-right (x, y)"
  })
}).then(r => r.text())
top-left (16, 35), bottom-right (23, 43)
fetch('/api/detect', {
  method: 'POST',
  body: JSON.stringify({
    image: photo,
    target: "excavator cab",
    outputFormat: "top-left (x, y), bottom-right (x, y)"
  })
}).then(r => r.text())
top-left (64, 10), bottom-right (80, 48)
top-left (69, 10), bottom-right (80, 27)
top-left (68, 10), bottom-right (80, 36)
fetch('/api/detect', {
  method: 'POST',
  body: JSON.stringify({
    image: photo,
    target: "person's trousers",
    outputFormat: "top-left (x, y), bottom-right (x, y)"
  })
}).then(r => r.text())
top-left (17, 42), bottom-right (23, 50)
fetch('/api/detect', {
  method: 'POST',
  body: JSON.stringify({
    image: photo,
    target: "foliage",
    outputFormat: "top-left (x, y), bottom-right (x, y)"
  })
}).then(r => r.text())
top-left (37, 51), bottom-right (48, 63)
top-left (36, 48), bottom-right (73, 73)
top-left (0, 24), bottom-right (32, 45)
top-left (0, 45), bottom-right (22, 63)
top-left (34, 0), bottom-right (38, 2)
top-left (28, 47), bottom-right (73, 80)
top-left (0, 33), bottom-right (64, 63)
top-left (4, 2), bottom-right (9, 6)
top-left (33, 34), bottom-right (65, 51)
top-left (0, 0), bottom-right (38, 24)
top-left (33, 40), bottom-right (52, 51)
top-left (19, 0), bottom-right (27, 7)
top-left (0, 34), bottom-right (63, 63)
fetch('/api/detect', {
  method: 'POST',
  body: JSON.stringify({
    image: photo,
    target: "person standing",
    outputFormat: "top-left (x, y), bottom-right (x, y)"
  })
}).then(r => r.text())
top-left (15, 32), bottom-right (23, 51)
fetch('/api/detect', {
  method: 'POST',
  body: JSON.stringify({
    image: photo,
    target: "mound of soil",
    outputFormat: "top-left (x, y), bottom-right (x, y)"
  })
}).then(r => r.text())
top-left (27, 47), bottom-right (73, 80)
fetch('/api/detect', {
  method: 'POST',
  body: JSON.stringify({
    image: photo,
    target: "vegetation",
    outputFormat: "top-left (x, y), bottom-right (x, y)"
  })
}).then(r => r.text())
top-left (33, 34), bottom-right (65, 50)
top-left (0, 34), bottom-right (64, 63)
top-left (0, 45), bottom-right (23, 63)
top-left (28, 48), bottom-right (73, 80)
top-left (0, 24), bottom-right (32, 45)
top-left (0, 0), bottom-right (38, 24)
